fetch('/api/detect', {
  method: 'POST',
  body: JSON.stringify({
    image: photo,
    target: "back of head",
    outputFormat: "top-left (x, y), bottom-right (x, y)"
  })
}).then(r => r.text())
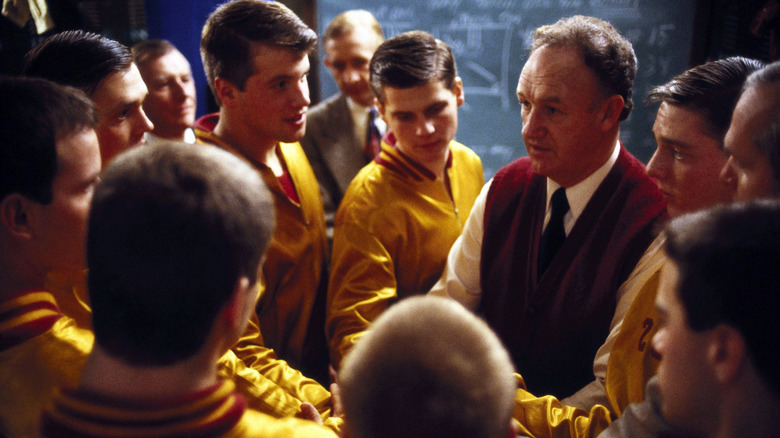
top-left (665, 200), bottom-right (780, 398)
top-left (339, 295), bottom-right (515, 438)
top-left (369, 30), bottom-right (457, 104)
top-left (531, 15), bottom-right (636, 121)
top-left (87, 142), bottom-right (275, 366)
top-left (742, 61), bottom-right (780, 192)
top-left (200, 0), bottom-right (317, 100)
top-left (323, 9), bottom-right (383, 45)
top-left (131, 39), bottom-right (177, 70)
top-left (22, 30), bottom-right (133, 96)
top-left (647, 57), bottom-right (764, 140)
top-left (0, 76), bottom-right (97, 204)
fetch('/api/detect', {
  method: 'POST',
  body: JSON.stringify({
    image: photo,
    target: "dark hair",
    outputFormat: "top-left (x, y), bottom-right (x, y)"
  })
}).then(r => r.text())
top-left (742, 61), bottom-right (780, 192)
top-left (22, 30), bottom-right (134, 96)
top-left (87, 142), bottom-right (275, 366)
top-left (665, 200), bottom-right (780, 397)
top-left (531, 15), bottom-right (636, 121)
top-left (647, 57), bottom-right (764, 140)
top-left (0, 77), bottom-right (97, 204)
top-left (369, 31), bottom-right (457, 104)
top-left (131, 39), bottom-right (177, 69)
top-left (200, 0), bottom-right (317, 101)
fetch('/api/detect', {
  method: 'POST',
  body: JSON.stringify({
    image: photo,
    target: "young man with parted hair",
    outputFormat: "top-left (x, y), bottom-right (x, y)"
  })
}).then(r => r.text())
top-left (301, 9), bottom-right (386, 244)
top-left (338, 295), bottom-right (516, 438)
top-left (22, 30), bottom-right (153, 166)
top-left (40, 142), bottom-right (336, 438)
top-left (132, 39), bottom-right (197, 145)
top-left (326, 30), bottom-right (484, 368)
top-left (652, 200), bottom-right (780, 438)
top-left (504, 56), bottom-right (763, 438)
top-left (0, 76), bottom-right (100, 437)
top-left (198, 0), bottom-right (336, 414)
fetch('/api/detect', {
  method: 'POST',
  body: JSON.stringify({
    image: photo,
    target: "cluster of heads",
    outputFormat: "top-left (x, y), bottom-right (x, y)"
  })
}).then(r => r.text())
top-left (4, 2), bottom-right (780, 436)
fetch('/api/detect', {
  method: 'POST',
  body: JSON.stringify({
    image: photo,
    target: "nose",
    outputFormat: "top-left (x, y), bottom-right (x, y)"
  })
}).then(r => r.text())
top-left (521, 108), bottom-right (544, 139)
top-left (646, 148), bottom-right (666, 180)
top-left (719, 156), bottom-right (738, 191)
top-left (416, 118), bottom-right (435, 137)
top-left (294, 76), bottom-right (311, 108)
top-left (171, 79), bottom-right (187, 100)
top-left (343, 67), bottom-right (361, 85)
top-left (135, 107), bottom-right (154, 134)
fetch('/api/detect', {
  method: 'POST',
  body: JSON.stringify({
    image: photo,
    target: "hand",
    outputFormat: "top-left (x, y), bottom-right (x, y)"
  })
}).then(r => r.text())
top-left (300, 402), bottom-right (322, 424)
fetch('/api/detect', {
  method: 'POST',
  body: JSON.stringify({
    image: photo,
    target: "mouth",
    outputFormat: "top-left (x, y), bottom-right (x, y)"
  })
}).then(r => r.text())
top-left (284, 112), bottom-right (306, 126)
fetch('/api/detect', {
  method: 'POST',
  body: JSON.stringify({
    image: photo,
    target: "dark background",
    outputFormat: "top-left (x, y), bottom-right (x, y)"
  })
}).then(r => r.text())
top-left (2, 0), bottom-right (777, 178)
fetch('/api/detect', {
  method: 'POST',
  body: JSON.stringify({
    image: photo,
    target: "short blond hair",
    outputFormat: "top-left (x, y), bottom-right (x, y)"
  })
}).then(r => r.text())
top-left (339, 295), bottom-right (515, 438)
top-left (323, 9), bottom-right (383, 46)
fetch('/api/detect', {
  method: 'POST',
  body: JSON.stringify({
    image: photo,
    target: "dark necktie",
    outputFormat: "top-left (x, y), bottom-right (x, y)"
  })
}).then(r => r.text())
top-left (538, 187), bottom-right (569, 277)
top-left (364, 107), bottom-right (381, 159)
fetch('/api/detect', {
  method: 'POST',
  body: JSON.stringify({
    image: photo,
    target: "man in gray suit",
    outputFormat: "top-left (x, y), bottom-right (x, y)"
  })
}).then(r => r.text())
top-left (301, 10), bottom-right (384, 243)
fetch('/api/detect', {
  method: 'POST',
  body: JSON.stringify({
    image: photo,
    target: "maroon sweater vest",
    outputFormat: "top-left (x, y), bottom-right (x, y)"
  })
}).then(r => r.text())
top-left (479, 147), bottom-right (667, 398)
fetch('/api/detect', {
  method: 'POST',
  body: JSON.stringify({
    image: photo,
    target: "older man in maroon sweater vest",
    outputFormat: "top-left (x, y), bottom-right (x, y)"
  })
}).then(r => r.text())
top-left (430, 16), bottom-right (667, 399)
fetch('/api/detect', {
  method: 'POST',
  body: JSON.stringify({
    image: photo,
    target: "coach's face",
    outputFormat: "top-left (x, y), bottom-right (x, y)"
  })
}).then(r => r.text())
top-left (517, 45), bottom-right (622, 187)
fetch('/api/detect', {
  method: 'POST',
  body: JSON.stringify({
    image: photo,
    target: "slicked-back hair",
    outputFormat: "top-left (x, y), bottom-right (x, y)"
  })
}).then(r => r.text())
top-left (665, 200), bottom-right (780, 398)
top-left (200, 0), bottom-right (317, 103)
top-left (340, 295), bottom-right (515, 438)
top-left (0, 77), bottom-right (97, 204)
top-left (647, 57), bottom-right (764, 141)
top-left (131, 39), bottom-right (177, 69)
top-left (741, 61), bottom-right (780, 194)
top-left (87, 142), bottom-right (275, 366)
top-left (369, 30), bottom-right (457, 104)
top-left (531, 15), bottom-right (636, 121)
top-left (22, 30), bottom-right (133, 96)
top-left (323, 9), bottom-right (383, 46)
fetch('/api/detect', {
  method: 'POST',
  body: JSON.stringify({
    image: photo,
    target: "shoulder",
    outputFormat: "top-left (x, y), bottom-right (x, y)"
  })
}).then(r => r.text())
top-left (490, 156), bottom-right (536, 193)
top-left (449, 141), bottom-right (483, 166)
top-left (307, 94), bottom-right (347, 121)
top-left (610, 146), bottom-right (666, 213)
top-left (229, 409), bottom-right (337, 438)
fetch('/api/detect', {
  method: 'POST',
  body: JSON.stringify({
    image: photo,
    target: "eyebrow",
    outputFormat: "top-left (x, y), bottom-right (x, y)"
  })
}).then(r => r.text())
top-left (656, 135), bottom-right (693, 149)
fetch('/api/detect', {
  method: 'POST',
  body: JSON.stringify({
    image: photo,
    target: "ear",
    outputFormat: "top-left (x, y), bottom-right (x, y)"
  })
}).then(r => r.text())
top-left (598, 95), bottom-right (624, 132)
top-left (708, 324), bottom-right (747, 384)
top-left (376, 97), bottom-right (387, 123)
top-left (0, 194), bottom-right (35, 241)
top-left (214, 77), bottom-right (238, 108)
top-left (452, 76), bottom-right (465, 107)
top-left (221, 276), bottom-right (253, 334)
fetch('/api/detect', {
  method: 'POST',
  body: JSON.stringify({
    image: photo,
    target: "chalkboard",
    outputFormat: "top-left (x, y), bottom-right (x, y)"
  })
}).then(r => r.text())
top-left (317, 0), bottom-right (696, 179)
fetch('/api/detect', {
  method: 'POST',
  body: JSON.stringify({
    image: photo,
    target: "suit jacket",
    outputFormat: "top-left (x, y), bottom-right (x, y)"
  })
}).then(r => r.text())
top-left (301, 94), bottom-right (371, 236)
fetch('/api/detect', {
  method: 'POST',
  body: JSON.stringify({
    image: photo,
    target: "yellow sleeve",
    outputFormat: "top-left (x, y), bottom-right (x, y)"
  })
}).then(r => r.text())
top-left (223, 312), bottom-right (340, 433)
top-left (513, 374), bottom-right (615, 438)
top-left (326, 220), bottom-right (397, 368)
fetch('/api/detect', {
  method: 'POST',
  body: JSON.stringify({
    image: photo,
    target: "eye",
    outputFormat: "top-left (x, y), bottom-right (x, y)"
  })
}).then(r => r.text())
top-left (672, 148), bottom-right (684, 160)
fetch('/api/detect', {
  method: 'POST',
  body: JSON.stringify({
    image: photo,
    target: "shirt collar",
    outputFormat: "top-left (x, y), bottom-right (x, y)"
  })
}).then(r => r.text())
top-left (545, 140), bottom-right (620, 229)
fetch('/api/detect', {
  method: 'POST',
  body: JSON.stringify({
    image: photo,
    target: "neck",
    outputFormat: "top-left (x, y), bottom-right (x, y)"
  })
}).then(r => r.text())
top-left (213, 110), bottom-right (278, 169)
top-left (715, 380), bottom-right (780, 438)
top-left (152, 126), bottom-right (188, 142)
top-left (0, 247), bottom-right (46, 301)
top-left (79, 344), bottom-right (219, 402)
